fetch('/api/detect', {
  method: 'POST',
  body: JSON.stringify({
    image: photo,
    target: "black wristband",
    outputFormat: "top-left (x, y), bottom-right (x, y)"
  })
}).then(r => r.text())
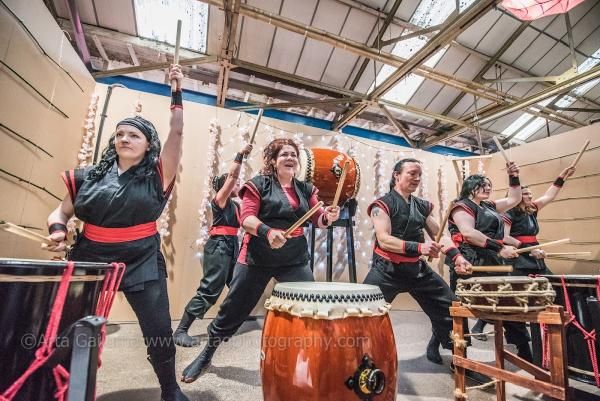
top-left (234, 152), bottom-right (244, 164)
top-left (404, 241), bottom-right (420, 256)
top-left (484, 238), bottom-right (503, 253)
top-left (171, 90), bottom-right (182, 108)
top-left (48, 223), bottom-right (68, 235)
top-left (446, 247), bottom-right (461, 261)
top-left (553, 177), bottom-right (565, 187)
top-left (257, 224), bottom-right (271, 238)
top-left (508, 175), bottom-right (520, 187)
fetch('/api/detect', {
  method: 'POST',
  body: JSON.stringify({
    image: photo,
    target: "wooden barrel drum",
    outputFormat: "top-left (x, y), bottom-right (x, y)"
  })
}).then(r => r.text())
top-left (261, 282), bottom-right (397, 401)
top-left (298, 148), bottom-right (361, 205)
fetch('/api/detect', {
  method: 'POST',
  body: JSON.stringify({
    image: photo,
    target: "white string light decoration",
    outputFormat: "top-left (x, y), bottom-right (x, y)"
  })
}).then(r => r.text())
top-left (67, 93), bottom-right (100, 234)
top-left (196, 119), bottom-right (222, 255)
top-left (76, 93), bottom-right (99, 168)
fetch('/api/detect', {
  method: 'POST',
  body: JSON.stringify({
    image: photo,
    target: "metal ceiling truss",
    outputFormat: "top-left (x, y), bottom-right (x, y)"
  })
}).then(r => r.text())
top-left (216, 0), bottom-right (241, 107)
top-left (332, 0), bottom-right (496, 131)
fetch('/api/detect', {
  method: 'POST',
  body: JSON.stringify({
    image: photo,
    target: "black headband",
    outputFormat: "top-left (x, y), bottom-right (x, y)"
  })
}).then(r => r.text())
top-left (117, 117), bottom-right (154, 141)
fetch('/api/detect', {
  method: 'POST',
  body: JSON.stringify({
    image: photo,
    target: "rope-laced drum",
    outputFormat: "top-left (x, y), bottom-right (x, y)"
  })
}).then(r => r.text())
top-left (456, 276), bottom-right (555, 313)
top-left (261, 282), bottom-right (396, 401)
top-left (0, 258), bottom-right (124, 401)
top-left (298, 148), bottom-right (360, 205)
top-left (535, 275), bottom-right (600, 387)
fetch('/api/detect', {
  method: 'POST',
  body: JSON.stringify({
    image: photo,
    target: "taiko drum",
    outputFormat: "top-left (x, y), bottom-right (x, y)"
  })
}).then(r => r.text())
top-left (0, 258), bottom-right (115, 401)
top-left (260, 282), bottom-right (397, 401)
top-left (298, 148), bottom-right (361, 205)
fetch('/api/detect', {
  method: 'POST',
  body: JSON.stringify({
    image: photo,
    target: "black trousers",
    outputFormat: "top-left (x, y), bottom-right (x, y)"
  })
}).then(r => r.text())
top-left (123, 270), bottom-right (175, 364)
top-left (207, 262), bottom-right (314, 341)
top-left (185, 236), bottom-right (238, 319)
top-left (449, 266), bottom-right (531, 347)
top-left (364, 256), bottom-right (457, 350)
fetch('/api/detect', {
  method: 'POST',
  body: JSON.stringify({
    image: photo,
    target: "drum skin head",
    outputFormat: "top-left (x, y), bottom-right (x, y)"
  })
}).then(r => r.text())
top-left (265, 281), bottom-right (390, 320)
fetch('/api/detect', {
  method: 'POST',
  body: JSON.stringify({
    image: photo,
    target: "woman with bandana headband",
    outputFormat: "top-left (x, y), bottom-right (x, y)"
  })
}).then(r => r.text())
top-left (44, 65), bottom-right (189, 401)
top-left (174, 143), bottom-right (252, 347)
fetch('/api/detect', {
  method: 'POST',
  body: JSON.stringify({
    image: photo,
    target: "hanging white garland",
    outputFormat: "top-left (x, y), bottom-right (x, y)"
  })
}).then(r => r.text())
top-left (196, 119), bottom-right (222, 252)
top-left (76, 93), bottom-right (99, 168)
top-left (477, 159), bottom-right (486, 175)
top-left (67, 94), bottom-right (100, 234)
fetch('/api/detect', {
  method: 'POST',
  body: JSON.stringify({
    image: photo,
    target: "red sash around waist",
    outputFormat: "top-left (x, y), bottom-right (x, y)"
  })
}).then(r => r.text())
top-left (514, 235), bottom-right (538, 243)
top-left (374, 245), bottom-right (420, 264)
top-left (209, 226), bottom-right (239, 236)
top-left (451, 233), bottom-right (504, 247)
top-left (83, 222), bottom-right (157, 243)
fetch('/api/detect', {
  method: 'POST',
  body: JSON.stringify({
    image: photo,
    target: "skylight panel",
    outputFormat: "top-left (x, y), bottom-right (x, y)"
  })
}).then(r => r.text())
top-left (501, 46), bottom-right (600, 142)
top-left (134, 0), bottom-right (208, 53)
top-left (369, 0), bottom-right (476, 105)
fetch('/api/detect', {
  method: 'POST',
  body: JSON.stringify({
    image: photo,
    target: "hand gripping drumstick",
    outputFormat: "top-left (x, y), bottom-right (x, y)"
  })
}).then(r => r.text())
top-left (515, 238), bottom-right (570, 254)
top-left (331, 160), bottom-right (350, 207)
top-left (492, 136), bottom-right (511, 163)
top-left (428, 201), bottom-right (454, 262)
top-left (469, 265), bottom-right (513, 273)
top-left (283, 201), bottom-right (324, 238)
top-left (568, 140), bottom-right (590, 171)
top-left (0, 220), bottom-right (52, 245)
top-left (249, 108), bottom-right (264, 145)
top-left (170, 20), bottom-right (182, 92)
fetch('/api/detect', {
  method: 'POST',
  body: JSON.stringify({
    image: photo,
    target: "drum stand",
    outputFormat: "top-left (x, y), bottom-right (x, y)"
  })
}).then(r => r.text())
top-left (309, 199), bottom-right (357, 283)
top-left (450, 302), bottom-right (570, 401)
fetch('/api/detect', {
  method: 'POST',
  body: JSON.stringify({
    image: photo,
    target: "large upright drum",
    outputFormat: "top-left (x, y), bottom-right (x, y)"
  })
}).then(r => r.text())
top-left (0, 259), bottom-right (117, 401)
top-left (298, 148), bottom-right (360, 205)
top-left (261, 282), bottom-right (397, 401)
top-left (535, 275), bottom-right (600, 386)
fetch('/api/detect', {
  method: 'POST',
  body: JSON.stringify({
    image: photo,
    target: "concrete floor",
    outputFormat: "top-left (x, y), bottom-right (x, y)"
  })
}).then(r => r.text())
top-left (96, 310), bottom-right (600, 401)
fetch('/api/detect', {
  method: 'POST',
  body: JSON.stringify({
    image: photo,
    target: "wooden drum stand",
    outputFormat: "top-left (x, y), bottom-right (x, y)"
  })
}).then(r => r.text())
top-left (450, 302), bottom-right (570, 401)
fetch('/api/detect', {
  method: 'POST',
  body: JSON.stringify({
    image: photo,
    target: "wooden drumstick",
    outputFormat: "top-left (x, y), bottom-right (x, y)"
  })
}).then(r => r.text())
top-left (545, 252), bottom-right (591, 257)
top-left (170, 19), bottom-right (182, 92)
top-left (493, 136), bottom-right (511, 163)
top-left (0, 220), bottom-right (52, 245)
top-left (428, 200), bottom-right (454, 262)
top-left (249, 108), bottom-right (264, 145)
top-left (331, 160), bottom-right (350, 207)
top-left (469, 265), bottom-right (513, 273)
top-left (515, 238), bottom-right (570, 254)
top-left (568, 140), bottom-right (590, 169)
top-left (284, 201), bottom-right (324, 238)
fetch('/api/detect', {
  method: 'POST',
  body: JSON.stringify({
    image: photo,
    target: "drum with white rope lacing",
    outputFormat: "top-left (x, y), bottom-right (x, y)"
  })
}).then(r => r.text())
top-left (261, 282), bottom-right (397, 401)
top-left (456, 276), bottom-right (555, 313)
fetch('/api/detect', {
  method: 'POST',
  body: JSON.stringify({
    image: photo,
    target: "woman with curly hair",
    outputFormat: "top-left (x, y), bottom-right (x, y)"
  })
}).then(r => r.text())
top-left (181, 138), bottom-right (340, 383)
top-left (174, 143), bottom-right (252, 347)
top-left (44, 65), bottom-right (189, 401)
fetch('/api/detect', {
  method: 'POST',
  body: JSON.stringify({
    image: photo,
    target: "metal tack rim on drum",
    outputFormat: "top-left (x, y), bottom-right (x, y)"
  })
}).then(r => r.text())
top-left (265, 282), bottom-right (391, 320)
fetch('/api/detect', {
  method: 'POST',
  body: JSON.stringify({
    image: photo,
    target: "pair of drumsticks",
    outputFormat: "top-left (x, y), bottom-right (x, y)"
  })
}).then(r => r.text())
top-left (282, 160), bottom-right (349, 238)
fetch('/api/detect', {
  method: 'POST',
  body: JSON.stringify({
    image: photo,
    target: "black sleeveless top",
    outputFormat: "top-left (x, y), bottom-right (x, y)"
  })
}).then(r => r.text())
top-left (449, 198), bottom-right (507, 266)
top-left (63, 161), bottom-right (173, 290)
top-left (238, 175), bottom-right (314, 267)
top-left (369, 190), bottom-right (432, 257)
top-left (210, 198), bottom-right (240, 229)
top-left (505, 206), bottom-right (546, 271)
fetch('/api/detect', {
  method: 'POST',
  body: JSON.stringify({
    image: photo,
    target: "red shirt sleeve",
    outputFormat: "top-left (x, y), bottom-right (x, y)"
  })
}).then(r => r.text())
top-left (240, 187), bottom-right (261, 226)
top-left (309, 186), bottom-right (325, 225)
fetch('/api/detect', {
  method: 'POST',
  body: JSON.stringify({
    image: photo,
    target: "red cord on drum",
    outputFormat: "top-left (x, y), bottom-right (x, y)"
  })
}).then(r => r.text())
top-left (0, 261), bottom-right (75, 401)
top-left (541, 275), bottom-right (600, 388)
